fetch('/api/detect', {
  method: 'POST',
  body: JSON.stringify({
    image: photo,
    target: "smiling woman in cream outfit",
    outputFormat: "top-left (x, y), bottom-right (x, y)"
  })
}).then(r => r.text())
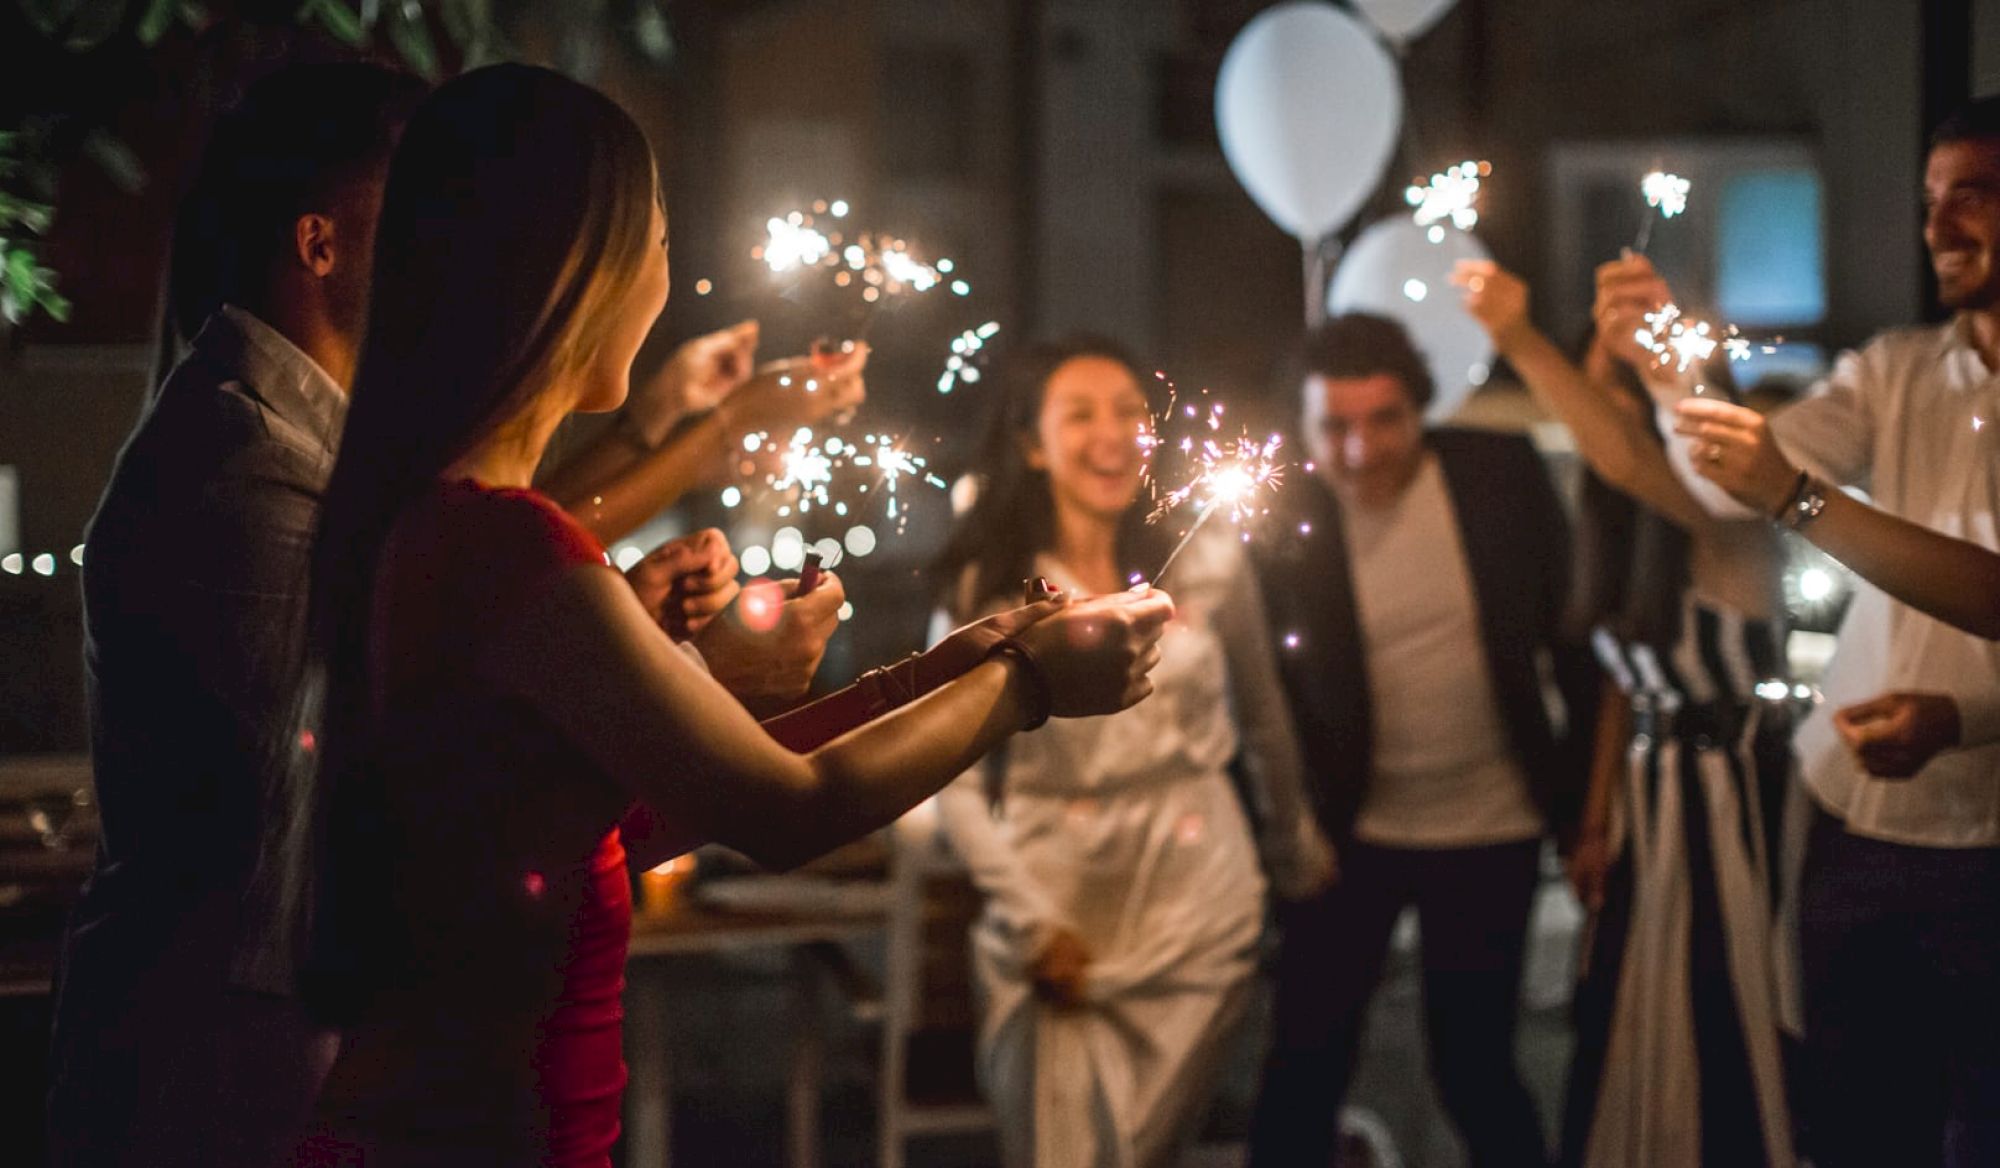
top-left (929, 336), bottom-right (1334, 1167)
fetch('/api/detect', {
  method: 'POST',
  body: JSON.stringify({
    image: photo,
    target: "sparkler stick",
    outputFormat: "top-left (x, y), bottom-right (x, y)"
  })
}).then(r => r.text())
top-left (1152, 496), bottom-right (1224, 585)
top-left (1633, 170), bottom-right (1690, 254)
top-left (1144, 415), bottom-right (1286, 583)
top-left (1632, 301), bottom-right (1778, 401)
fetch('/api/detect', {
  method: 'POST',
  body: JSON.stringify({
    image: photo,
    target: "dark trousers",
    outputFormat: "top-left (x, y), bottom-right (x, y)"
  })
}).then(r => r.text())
top-left (1799, 806), bottom-right (2000, 1168)
top-left (1249, 837), bottom-right (1547, 1168)
top-left (1800, 808), bottom-right (2000, 1168)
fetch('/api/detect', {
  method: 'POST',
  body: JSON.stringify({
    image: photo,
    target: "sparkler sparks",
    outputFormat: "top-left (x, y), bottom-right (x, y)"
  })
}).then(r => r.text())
top-left (1633, 303), bottom-right (1777, 396)
top-left (1641, 170), bottom-right (1691, 218)
top-left (749, 426), bottom-right (948, 529)
top-left (938, 320), bottom-right (1002, 394)
top-left (1141, 381), bottom-right (1288, 583)
top-left (1406, 160), bottom-right (1489, 232)
top-left (753, 201), bottom-right (958, 312)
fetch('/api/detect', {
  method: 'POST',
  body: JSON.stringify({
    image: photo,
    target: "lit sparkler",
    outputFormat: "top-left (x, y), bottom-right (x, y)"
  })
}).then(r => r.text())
top-left (1149, 433), bottom-right (1286, 583)
top-left (752, 200), bottom-right (963, 334)
top-left (1406, 160), bottom-right (1489, 236)
top-left (1142, 381), bottom-right (1287, 583)
top-left (938, 320), bottom-right (1001, 394)
top-left (1633, 170), bottom-right (1691, 253)
top-left (748, 426), bottom-right (948, 529)
top-left (1633, 302), bottom-right (1777, 398)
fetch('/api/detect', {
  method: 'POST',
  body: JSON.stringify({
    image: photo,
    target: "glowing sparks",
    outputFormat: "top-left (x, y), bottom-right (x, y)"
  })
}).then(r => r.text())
top-left (1142, 380), bottom-right (1289, 583)
top-left (747, 426), bottom-right (947, 531)
top-left (772, 428), bottom-right (836, 502)
top-left (1632, 170), bottom-right (1692, 253)
top-left (939, 320), bottom-right (1002, 394)
top-left (1641, 171), bottom-right (1691, 218)
top-left (752, 201), bottom-right (955, 304)
top-left (1406, 159), bottom-right (1489, 231)
top-left (1150, 432), bottom-right (1286, 526)
top-left (1633, 303), bottom-right (1777, 388)
top-left (760, 214), bottom-right (832, 272)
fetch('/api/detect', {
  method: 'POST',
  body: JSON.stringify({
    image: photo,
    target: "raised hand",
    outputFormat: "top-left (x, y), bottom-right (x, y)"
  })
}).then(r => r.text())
top-left (696, 572), bottom-right (847, 714)
top-left (1452, 259), bottom-right (1533, 350)
top-left (625, 321), bottom-right (761, 448)
top-left (1011, 587), bottom-right (1175, 718)
top-left (1592, 253), bottom-right (1675, 376)
top-left (717, 343), bottom-right (869, 447)
top-left (624, 528), bottom-right (741, 640)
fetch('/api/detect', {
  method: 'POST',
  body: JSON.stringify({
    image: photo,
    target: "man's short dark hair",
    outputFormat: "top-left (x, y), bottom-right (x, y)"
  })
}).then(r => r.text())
top-left (167, 62), bottom-right (428, 345)
top-left (1297, 312), bottom-right (1435, 412)
top-left (1932, 95), bottom-right (2000, 149)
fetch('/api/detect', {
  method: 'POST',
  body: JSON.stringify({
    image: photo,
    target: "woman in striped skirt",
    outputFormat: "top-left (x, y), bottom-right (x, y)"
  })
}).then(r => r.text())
top-left (1459, 260), bottom-right (1797, 1166)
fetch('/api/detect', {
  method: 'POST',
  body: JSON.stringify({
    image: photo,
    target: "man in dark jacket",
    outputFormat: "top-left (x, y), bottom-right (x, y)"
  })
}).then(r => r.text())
top-left (1248, 314), bottom-right (1595, 1168)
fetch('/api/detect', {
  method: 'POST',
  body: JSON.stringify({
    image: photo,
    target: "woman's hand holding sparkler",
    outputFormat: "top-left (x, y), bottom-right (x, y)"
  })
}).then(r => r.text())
top-left (625, 320), bottom-right (762, 448)
top-left (1010, 587), bottom-right (1176, 718)
top-left (696, 573), bottom-right (849, 716)
top-left (1592, 254), bottom-right (1677, 375)
top-left (714, 344), bottom-right (869, 463)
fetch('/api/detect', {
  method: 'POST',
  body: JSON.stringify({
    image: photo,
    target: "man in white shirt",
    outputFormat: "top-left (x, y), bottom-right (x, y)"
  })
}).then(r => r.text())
top-left (1615, 96), bottom-right (2000, 1167)
top-left (1782, 99), bottom-right (2000, 1168)
top-left (1249, 314), bottom-right (1598, 1168)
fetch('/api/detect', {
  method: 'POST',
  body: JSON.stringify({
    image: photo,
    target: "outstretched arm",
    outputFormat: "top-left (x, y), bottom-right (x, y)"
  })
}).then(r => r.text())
top-left (1674, 395), bottom-right (2000, 640)
top-left (485, 565), bottom-right (1171, 871)
top-left (1454, 260), bottom-right (1713, 532)
top-left (544, 332), bottom-right (867, 543)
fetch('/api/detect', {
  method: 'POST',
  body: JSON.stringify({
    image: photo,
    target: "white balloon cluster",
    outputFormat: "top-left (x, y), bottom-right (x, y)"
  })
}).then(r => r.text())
top-left (1215, 0), bottom-right (1488, 419)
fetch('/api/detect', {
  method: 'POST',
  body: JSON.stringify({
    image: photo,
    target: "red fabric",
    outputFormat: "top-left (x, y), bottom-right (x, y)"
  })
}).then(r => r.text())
top-left (340, 480), bottom-right (638, 1166)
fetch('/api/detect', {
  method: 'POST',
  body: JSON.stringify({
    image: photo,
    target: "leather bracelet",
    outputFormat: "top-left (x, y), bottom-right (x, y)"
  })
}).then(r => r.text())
top-left (1769, 469), bottom-right (1810, 521)
top-left (985, 637), bottom-right (1053, 731)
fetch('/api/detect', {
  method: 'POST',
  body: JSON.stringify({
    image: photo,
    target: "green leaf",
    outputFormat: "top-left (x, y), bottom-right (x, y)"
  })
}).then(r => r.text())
top-left (19, 0), bottom-right (70, 37)
top-left (386, 3), bottom-right (439, 79)
top-left (303, 0), bottom-right (368, 47)
top-left (34, 281), bottom-right (73, 323)
top-left (81, 130), bottom-right (147, 193)
top-left (634, 2), bottom-right (673, 63)
top-left (59, 0), bottom-right (127, 50)
top-left (137, 0), bottom-right (181, 43)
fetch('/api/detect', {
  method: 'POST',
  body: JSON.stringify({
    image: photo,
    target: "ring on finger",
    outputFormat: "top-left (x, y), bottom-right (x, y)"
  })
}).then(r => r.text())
top-left (1703, 442), bottom-right (1724, 463)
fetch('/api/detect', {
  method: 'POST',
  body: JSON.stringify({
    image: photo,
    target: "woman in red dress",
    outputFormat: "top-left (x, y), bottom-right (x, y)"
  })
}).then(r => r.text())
top-left (295, 64), bottom-right (1172, 1166)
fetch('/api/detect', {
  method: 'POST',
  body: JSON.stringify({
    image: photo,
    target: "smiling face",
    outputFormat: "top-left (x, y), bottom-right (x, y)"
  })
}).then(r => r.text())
top-left (1924, 138), bottom-right (2000, 311)
top-left (1026, 354), bottom-right (1153, 525)
top-left (1305, 371), bottom-right (1426, 507)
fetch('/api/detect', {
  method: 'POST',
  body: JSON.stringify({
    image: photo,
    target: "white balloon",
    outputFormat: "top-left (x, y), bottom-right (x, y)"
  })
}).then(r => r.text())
top-left (1326, 218), bottom-right (1494, 421)
top-left (1351, 0), bottom-right (1457, 45)
top-left (1215, 2), bottom-right (1402, 242)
